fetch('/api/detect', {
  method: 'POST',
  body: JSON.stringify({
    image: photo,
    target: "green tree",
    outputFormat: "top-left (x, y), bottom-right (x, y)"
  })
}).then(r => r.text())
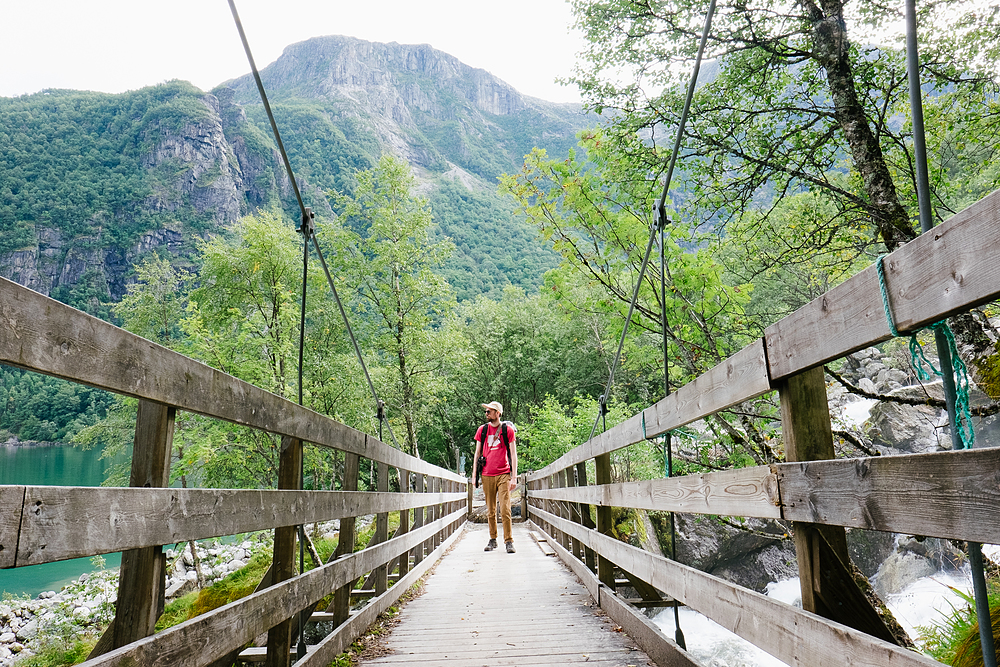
top-left (187, 208), bottom-right (301, 396)
top-left (113, 256), bottom-right (191, 345)
top-left (570, 0), bottom-right (999, 250)
top-left (501, 136), bottom-right (753, 384)
top-left (329, 155), bottom-right (458, 458)
top-left (176, 208), bottom-right (306, 486)
top-left (568, 0), bottom-right (1000, 377)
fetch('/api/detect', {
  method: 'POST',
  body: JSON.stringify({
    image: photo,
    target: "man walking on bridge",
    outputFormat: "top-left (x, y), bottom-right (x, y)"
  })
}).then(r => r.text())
top-left (474, 401), bottom-right (518, 553)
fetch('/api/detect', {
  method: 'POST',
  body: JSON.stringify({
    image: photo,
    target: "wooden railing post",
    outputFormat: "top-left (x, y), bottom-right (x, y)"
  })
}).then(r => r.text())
top-left (524, 474), bottom-right (531, 521)
top-left (539, 474), bottom-right (551, 537)
top-left (567, 466), bottom-right (583, 560)
top-left (557, 468), bottom-right (570, 550)
top-left (779, 366), bottom-right (900, 644)
top-left (429, 476), bottom-right (440, 550)
top-left (399, 469), bottom-right (411, 577)
top-left (266, 435), bottom-right (302, 667)
top-left (595, 453), bottom-right (615, 590)
top-left (412, 473), bottom-right (425, 566)
top-left (332, 451), bottom-right (360, 626)
top-left (373, 461), bottom-right (389, 596)
top-left (87, 400), bottom-right (175, 659)
top-left (467, 474), bottom-right (474, 519)
top-left (576, 461), bottom-right (597, 572)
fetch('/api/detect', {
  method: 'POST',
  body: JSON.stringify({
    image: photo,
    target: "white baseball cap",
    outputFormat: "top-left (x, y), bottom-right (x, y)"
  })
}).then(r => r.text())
top-left (481, 401), bottom-right (503, 414)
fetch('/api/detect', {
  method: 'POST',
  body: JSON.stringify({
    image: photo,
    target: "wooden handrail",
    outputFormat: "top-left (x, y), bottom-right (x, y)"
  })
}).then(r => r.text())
top-left (0, 276), bottom-right (464, 483)
top-left (527, 447), bottom-right (1000, 544)
top-left (529, 188), bottom-right (1000, 480)
top-left (76, 507), bottom-right (467, 667)
top-left (530, 506), bottom-right (941, 667)
top-left (1, 486), bottom-right (466, 567)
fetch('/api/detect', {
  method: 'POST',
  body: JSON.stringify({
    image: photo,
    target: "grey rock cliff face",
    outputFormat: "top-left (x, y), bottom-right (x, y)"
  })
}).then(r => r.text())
top-left (1, 36), bottom-right (586, 306)
top-left (140, 96), bottom-right (243, 224)
top-left (239, 36), bottom-right (528, 119)
top-left (222, 35), bottom-right (584, 177)
top-left (0, 94), bottom-right (246, 302)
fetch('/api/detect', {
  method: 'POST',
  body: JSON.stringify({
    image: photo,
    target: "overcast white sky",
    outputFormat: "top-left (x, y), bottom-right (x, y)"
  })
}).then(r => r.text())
top-left (1, 0), bottom-right (587, 103)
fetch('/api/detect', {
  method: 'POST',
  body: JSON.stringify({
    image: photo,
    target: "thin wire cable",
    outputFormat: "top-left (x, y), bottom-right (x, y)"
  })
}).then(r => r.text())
top-left (905, 0), bottom-right (992, 663)
top-left (655, 0), bottom-right (717, 229)
top-left (227, 0), bottom-right (308, 223)
top-left (295, 211), bottom-right (310, 661)
top-left (227, 0), bottom-right (401, 451)
top-left (586, 0), bottom-right (718, 446)
top-left (228, 3), bottom-right (314, 657)
top-left (308, 232), bottom-right (403, 450)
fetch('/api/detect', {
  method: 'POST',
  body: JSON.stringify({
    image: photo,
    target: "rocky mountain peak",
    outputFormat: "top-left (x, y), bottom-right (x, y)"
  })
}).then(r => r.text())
top-left (224, 35), bottom-right (528, 118)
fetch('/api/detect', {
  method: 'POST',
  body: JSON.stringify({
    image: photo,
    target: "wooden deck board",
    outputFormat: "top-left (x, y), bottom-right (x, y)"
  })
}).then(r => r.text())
top-left (358, 523), bottom-right (654, 666)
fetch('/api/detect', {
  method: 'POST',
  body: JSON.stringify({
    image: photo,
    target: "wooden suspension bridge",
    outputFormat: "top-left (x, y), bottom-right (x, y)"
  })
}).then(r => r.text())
top-left (2, 188), bottom-right (1000, 666)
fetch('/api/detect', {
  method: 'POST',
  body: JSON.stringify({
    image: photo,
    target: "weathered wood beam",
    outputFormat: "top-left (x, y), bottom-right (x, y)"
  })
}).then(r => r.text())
top-left (779, 367), bottom-right (898, 644)
top-left (332, 451), bottom-right (360, 628)
top-left (594, 453), bottom-right (615, 591)
top-left (75, 508), bottom-right (467, 667)
top-left (0, 276), bottom-right (463, 484)
top-left (292, 523), bottom-right (467, 667)
top-left (535, 521), bottom-right (701, 667)
top-left (266, 435), bottom-right (302, 667)
top-left (533, 465), bottom-right (781, 519)
top-left (778, 446), bottom-right (1000, 540)
top-left (527, 447), bottom-right (1000, 544)
top-left (3, 486), bottom-right (464, 567)
top-left (102, 401), bottom-right (175, 656)
top-left (533, 505), bottom-right (940, 667)
top-left (766, 189), bottom-right (1000, 379)
top-left (530, 341), bottom-right (771, 479)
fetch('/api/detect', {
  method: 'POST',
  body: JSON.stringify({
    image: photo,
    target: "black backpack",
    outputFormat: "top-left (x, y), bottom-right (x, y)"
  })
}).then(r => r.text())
top-left (476, 421), bottom-right (512, 469)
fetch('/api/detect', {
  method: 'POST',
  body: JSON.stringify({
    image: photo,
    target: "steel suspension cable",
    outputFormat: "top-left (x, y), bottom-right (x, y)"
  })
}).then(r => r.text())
top-left (227, 2), bottom-right (314, 658)
top-left (585, 0), bottom-right (716, 645)
top-left (905, 1), bottom-right (995, 664)
top-left (586, 0), bottom-right (718, 445)
top-left (227, 0), bottom-right (402, 451)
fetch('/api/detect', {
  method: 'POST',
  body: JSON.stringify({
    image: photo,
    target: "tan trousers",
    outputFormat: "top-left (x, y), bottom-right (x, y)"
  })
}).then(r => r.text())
top-left (482, 473), bottom-right (512, 543)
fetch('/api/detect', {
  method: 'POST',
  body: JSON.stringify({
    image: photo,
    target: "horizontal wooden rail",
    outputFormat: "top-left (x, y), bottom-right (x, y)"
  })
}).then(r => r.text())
top-left (529, 189), bottom-right (1000, 478)
top-left (0, 277), bottom-right (464, 484)
top-left (778, 447), bottom-right (1000, 540)
top-left (78, 506), bottom-right (467, 667)
top-left (533, 520), bottom-right (700, 667)
top-left (529, 448), bottom-right (1000, 544)
top-left (766, 188), bottom-right (1000, 379)
top-left (531, 505), bottom-right (940, 667)
top-left (534, 520), bottom-right (701, 667)
top-left (532, 341), bottom-right (771, 478)
top-left (0, 486), bottom-right (466, 567)
top-left (529, 465), bottom-right (782, 519)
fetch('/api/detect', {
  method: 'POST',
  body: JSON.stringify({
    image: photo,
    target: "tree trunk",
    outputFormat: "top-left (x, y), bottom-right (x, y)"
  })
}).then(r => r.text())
top-left (800, 0), bottom-right (917, 252)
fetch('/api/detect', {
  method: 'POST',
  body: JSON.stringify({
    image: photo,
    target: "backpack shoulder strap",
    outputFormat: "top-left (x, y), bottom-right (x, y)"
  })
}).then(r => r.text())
top-left (500, 422), bottom-right (512, 468)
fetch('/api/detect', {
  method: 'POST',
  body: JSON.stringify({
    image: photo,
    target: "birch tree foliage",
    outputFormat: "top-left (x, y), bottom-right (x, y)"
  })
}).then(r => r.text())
top-left (329, 155), bottom-right (459, 459)
top-left (569, 0), bottom-right (1000, 252)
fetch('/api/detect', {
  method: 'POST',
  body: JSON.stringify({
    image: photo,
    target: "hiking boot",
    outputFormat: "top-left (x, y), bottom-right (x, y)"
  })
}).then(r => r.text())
top-left (506, 541), bottom-right (516, 553)
top-left (484, 538), bottom-right (497, 551)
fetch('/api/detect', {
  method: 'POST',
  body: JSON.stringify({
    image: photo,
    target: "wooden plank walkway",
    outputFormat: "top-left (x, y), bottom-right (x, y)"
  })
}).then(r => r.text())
top-left (359, 522), bottom-right (655, 667)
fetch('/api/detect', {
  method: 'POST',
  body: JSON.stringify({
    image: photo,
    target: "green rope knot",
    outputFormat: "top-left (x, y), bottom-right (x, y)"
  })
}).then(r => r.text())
top-left (877, 255), bottom-right (974, 449)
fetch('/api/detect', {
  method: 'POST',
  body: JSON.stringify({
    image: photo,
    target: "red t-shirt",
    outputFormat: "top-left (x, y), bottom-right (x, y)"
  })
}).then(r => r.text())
top-left (475, 421), bottom-right (516, 476)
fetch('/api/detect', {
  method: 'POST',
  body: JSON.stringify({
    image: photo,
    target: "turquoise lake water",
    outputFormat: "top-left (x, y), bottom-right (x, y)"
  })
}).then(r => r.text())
top-left (1, 444), bottom-right (128, 598)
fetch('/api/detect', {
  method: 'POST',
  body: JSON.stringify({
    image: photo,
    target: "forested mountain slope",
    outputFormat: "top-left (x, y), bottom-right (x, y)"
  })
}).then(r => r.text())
top-left (0, 35), bottom-right (589, 312)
